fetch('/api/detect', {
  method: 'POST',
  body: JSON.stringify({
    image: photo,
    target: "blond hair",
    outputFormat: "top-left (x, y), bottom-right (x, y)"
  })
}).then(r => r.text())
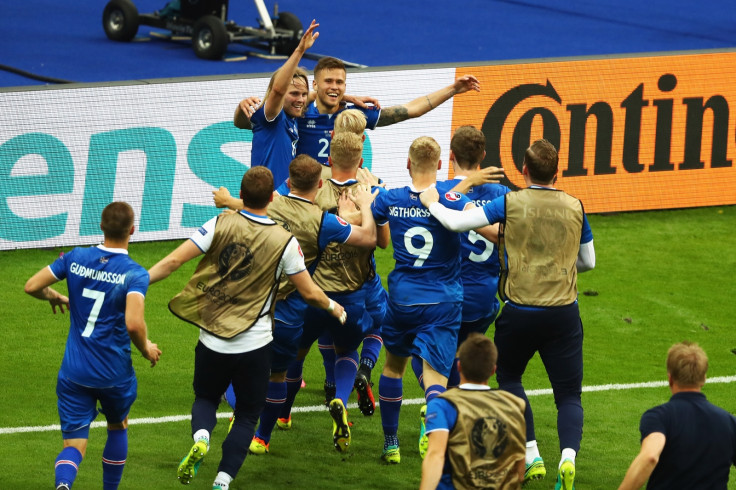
top-left (667, 341), bottom-right (708, 388)
top-left (409, 136), bottom-right (441, 172)
top-left (330, 132), bottom-right (363, 170)
top-left (334, 109), bottom-right (367, 136)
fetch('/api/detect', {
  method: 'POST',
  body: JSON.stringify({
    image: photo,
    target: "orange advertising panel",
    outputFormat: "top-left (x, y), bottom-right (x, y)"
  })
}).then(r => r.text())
top-left (451, 52), bottom-right (736, 213)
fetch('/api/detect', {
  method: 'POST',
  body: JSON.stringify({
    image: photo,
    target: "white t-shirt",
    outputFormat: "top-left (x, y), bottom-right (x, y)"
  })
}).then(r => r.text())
top-left (189, 212), bottom-right (306, 354)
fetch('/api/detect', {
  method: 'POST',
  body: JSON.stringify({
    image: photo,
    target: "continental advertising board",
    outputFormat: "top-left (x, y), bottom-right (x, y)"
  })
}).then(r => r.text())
top-left (1, 52), bottom-right (735, 250)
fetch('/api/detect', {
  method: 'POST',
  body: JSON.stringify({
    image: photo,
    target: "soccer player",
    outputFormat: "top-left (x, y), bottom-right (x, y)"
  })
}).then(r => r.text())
top-left (370, 136), bottom-right (495, 464)
top-left (212, 154), bottom-right (378, 454)
top-left (147, 167), bottom-right (346, 490)
top-left (619, 342), bottom-right (736, 489)
top-left (287, 131), bottom-right (389, 452)
top-left (235, 55), bottom-right (482, 179)
top-left (411, 126), bottom-right (510, 392)
top-left (419, 139), bottom-right (596, 489)
top-left (24, 201), bottom-right (161, 490)
top-left (421, 333), bottom-right (526, 489)
top-left (232, 19), bottom-right (319, 185)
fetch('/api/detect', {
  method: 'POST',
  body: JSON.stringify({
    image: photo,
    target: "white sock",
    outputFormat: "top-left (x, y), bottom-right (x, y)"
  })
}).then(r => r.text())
top-left (214, 471), bottom-right (233, 489)
top-left (525, 440), bottom-right (541, 464)
top-left (559, 448), bottom-right (576, 468)
top-left (193, 429), bottom-right (210, 448)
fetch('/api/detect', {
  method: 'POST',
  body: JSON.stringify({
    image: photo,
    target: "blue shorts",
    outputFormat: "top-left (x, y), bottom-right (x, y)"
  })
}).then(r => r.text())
top-left (364, 273), bottom-right (388, 330)
top-left (272, 293), bottom-right (309, 371)
top-left (382, 301), bottom-right (461, 377)
top-left (271, 319), bottom-right (302, 372)
top-left (301, 290), bottom-right (371, 351)
top-left (56, 374), bottom-right (137, 439)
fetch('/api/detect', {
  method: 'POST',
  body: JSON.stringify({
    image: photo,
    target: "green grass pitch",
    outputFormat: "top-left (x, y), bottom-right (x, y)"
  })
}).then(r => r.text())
top-left (0, 206), bottom-right (734, 488)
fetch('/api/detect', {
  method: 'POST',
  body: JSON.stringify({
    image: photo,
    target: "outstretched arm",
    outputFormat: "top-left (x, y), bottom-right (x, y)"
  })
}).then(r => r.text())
top-left (376, 74), bottom-right (480, 127)
top-left (148, 240), bottom-right (203, 285)
top-left (450, 167), bottom-right (505, 194)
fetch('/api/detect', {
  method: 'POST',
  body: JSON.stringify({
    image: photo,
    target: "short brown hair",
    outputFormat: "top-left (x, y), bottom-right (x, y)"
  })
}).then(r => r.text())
top-left (457, 333), bottom-right (497, 383)
top-left (334, 109), bottom-right (367, 136)
top-left (523, 139), bottom-right (558, 183)
top-left (409, 136), bottom-right (441, 172)
top-left (330, 132), bottom-right (363, 170)
top-left (241, 167), bottom-right (274, 209)
top-left (451, 125), bottom-right (485, 170)
top-left (314, 56), bottom-right (346, 78)
top-left (100, 202), bottom-right (134, 240)
top-left (288, 154), bottom-right (322, 192)
top-left (667, 341), bottom-right (708, 388)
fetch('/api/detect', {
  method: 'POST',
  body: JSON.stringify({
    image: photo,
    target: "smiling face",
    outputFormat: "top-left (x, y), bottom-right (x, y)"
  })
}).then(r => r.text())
top-left (313, 67), bottom-right (346, 113)
top-left (283, 76), bottom-right (309, 118)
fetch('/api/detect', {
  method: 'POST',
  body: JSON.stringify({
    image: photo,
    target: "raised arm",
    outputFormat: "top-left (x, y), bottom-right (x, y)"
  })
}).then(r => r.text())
top-left (125, 292), bottom-right (161, 367)
top-left (233, 96), bottom-right (261, 130)
top-left (376, 74), bottom-right (480, 127)
top-left (213, 186), bottom-right (244, 210)
top-left (263, 20), bottom-right (319, 120)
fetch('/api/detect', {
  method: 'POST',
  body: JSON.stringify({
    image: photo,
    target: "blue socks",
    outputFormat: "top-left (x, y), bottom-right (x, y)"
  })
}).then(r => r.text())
top-left (55, 446), bottom-right (83, 489)
top-left (425, 384), bottom-right (446, 403)
top-left (255, 381), bottom-right (287, 443)
top-left (334, 350), bottom-right (359, 403)
top-left (280, 359), bottom-right (304, 419)
top-left (378, 375), bottom-right (403, 447)
top-left (102, 429), bottom-right (127, 490)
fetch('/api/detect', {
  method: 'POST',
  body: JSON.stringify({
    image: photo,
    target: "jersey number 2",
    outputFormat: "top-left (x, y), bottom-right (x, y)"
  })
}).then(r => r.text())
top-left (81, 288), bottom-right (105, 337)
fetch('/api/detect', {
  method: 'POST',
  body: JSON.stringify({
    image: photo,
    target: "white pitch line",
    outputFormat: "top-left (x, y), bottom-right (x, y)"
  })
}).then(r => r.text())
top-left (2, 376), bottom-right (734, 436)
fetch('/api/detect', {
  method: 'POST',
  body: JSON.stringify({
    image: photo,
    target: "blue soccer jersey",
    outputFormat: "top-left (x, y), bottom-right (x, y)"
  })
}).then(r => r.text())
top-left (372, 181), bottom-right (470, 305)
top-left (49, 245), bottom-right (149, 387)
top-left (296, 102), bottom-right (380, 164)
top-left (251, 105), bottom-right (299, 186)
top-left (445, 178), bottom-right (511, 321)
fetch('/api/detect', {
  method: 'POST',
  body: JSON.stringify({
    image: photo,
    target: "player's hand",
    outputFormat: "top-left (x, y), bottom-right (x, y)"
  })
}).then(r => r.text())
top-left (420, 187), bottom-right (440, 208)
top-left (467, 166), bottom-right (505, 186)
top-left (238, 96), bottom-right (261, 120)
top-left (144, 340), bottom-right (161, 367)
top-left (356, 167), bottom-right (383, 187)
top-left (298, 20), bottom-right (319, 52)
top-left (453, 74), bottom-right (480, 94)
top-left (343, 94), bottom-right (381, 109)
top-left (328, 301), bottom-right (347, 325)
top-left (350, 183), bottom-right (378, 209)
top-left (213, 186), bottom-right (232, 208)
top-left (49, 294), bottom-right (69, 314)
